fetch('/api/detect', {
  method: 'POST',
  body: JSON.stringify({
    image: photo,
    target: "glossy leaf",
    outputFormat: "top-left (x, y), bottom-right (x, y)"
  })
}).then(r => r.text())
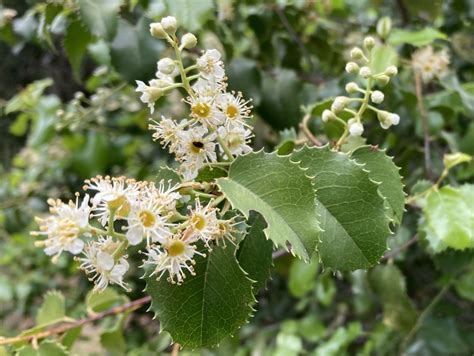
top-left (291, 146), bottom-right (391, 270)
top-left (146, 244), bottom-right (254, 348)
top-left (351, 146), bottom-right (405, 224)
top-left (217, 151), bottom-right (321, 261)
top-left (388, 28), bottom-right (447, 47)
top-left (64, 19), bottom-right (92, 81)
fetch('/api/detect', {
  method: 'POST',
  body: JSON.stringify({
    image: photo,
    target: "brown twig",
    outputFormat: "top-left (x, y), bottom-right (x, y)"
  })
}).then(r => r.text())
top-left (0, 296), bottom-right (152, 346)
top-left (414, 69), bottom-right (433, 180)
top-left (381, 234), bottom-right (418, 261)
top-left (171, 342), bottom-right (181, 356)
top-left (300, 113), bottom-right (322, 146)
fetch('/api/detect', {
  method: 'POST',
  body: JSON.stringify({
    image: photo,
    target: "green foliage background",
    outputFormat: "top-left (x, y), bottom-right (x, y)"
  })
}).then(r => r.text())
top-left (1, 0), bottom-right (474, 354)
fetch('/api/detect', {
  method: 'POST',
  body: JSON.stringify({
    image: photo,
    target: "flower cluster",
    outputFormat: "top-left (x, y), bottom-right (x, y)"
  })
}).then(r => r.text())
top-left (32, 176), bottom-right (239, 291)
top-left (321, 36), bottom-right (400, 140)
top-left (412, 46), bottom-right (450, 83)
top-left (136, 16), bottom-right (253, 180)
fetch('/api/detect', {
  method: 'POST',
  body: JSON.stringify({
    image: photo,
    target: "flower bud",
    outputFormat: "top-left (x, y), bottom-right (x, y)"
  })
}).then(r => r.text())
top-left (322, 109), bottom-right (336, 123)
top-left (161, 16), bottom-right (177, 35)
top-left (377, 17), bottom-right (392, 39)
top-left (345, 62), bottom-right (360, 74)
top-left (181, 33), bottom-right (197, 49)
top-left (385, 65), bottom-right (398, 77)
top-left (157, 58), bottom-right (176, 75)
top-left (359, 66), bottom-right (372, 78)
top-left (377, 110), bottom-right (392, 129)
top-left (345, 82), bottom-right (359, 94)
top-left (390, 113), bottom-right (400, 125)
top-left (371, 90), bottom-right (384, 104)
top-left (363, 36), bottom-right (375, 50)
top-left (350, 47), bottom-right (364, 60)
top-left (150, 22), bottom-right (167, 39)
top-left (331, 96), bottom-right (349, 113)
top-left (348, 119), bottom-right (364, 136)
top-left (376, 74), bottom-right (390, 86)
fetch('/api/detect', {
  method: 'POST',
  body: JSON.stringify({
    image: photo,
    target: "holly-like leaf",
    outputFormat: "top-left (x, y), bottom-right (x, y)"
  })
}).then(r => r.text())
top-left (369, 265), bottom-right (417, 332)
top-left (36, 290), bottom-right (66, 326)
top-left (291, 146), bottom-right (391, 271)
top-left (78, 0), bottom-right (122, 41)
top-left (236, 213), bottom-right (273, 291)
top-left (146, 244), bottom-right (254, 348)
top-left (64, 19), bottom-right (92, 81)
top-left (216, 151), bottom-right (321, 261)
top-left (351, 146), bottom-right (405, 225)
top-left (421, 185), bottom-right (474, 253)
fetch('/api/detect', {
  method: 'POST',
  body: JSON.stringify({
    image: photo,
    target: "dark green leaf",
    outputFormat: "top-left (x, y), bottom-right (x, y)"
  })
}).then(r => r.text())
top-left (78, 0), bottom-right (122, 41)
top-left (64, 19), bottom-right (92, 81)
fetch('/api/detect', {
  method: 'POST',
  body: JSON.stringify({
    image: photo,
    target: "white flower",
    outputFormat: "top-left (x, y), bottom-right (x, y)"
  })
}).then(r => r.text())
top-left (197, 49), bottom-right (225, 80)
top-left (79, 236), bottom-right (129, 292)
top-left (148, 116), bottom-right (183, 151)
top-left (331, 96), bottom-right (348, 113)
top-left (390, 113), bottom-right (400, 125)
top-left (192, 77), bottom-right (224, 97)
top-left (348, 119), bottom-right (364, 136)
top-left (216, 92), bottom-right (252, 126)
top-left (345, 82), bottom-right (359, 94)
top-left (32, 194), bottom-right (91, 261)
top-left (84, 176), bottom-right (139, 226)
top-left (188, 95), bottom-right (225, 127)
top-left (161, 16), bottom-right (177, 34)
top-left (181, 33), bottom-right (197, 49)
top-left (187, 199), bottom-right (219, 246)
top-left (150, 22), bottom-right (166, 39)
top-left (412, 46), bottom-right (450, 83)
top-left (176, 125), bottom-right (217, 163)
top-left (217, 125), bottom-right (253, 159)
top-left (157, 58), bottom-right (176, 75)
top-left (147, 180), bottom-right (181, 211)
top-left (212, 218), bottom-right (239, 247)
top-left (135, 78), bottom-right (172, 114)
top-left (125, 198), bottom-right (173, 246)
top-left (143, 235), bottom-right (204, 284)
top-left (371, 90), bottom-right (384, 104)
top-left (359, 66), bottom-right (372, 78)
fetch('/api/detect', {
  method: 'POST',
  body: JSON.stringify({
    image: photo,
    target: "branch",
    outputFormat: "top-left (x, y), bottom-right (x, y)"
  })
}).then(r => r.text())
top-left (0, 296), bottom-right (152, 346)
top-left (381, 234), bottom-right (418, 261)
top-left (414, 69), bottom-right (433, 180)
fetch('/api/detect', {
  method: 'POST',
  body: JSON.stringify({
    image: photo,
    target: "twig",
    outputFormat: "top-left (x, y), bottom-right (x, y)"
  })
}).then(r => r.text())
top-left (400, 281), bottom-right (452, 352)
top-left (272, 249), bottom-right (289, 259)
top-left (381, 234), bottom-right (418, 261)
top-left (300, 113), bottom-right (322, 146)
top-left (0, 296), bottom-right (152, 346)
top-left (274, 6), bottom-right (314, 71)
top-left (414, 69), bottom-right (433, 180)
top-left (171, 343), bottom-right (181, 356)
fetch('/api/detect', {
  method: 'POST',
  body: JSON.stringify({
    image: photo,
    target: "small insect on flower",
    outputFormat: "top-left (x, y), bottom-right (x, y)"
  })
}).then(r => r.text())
top-left (197, 49), bottom-right (225, 80)
top-left (78, 236), bottom-right (129, 292)
top-left (31, 194), bottom-right (91, 262)
top-left (143, 235), bottom-right (205, 284)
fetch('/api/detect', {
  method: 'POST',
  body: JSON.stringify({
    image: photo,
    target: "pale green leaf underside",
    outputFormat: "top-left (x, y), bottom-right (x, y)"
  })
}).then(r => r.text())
top-left (217, 151), bottom-right (321, 261)
top-left (421, 185), bottom-right (474, 253)
top-left (146, 244), bottom-right (254, 348)
top-left (351, 146), bottom-right (405, 225)
top-left (36, 291), bottom-right (66, 326)
top-left (291, 146), bottom-right (391, 271)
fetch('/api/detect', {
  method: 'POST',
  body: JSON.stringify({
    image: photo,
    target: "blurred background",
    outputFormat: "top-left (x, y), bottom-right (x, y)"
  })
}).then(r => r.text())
top-left (1, 0), bottom-right (474, 354)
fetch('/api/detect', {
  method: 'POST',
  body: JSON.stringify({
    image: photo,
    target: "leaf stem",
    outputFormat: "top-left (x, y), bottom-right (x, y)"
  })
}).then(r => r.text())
top-left (299, 113), bottom-right (322, 146)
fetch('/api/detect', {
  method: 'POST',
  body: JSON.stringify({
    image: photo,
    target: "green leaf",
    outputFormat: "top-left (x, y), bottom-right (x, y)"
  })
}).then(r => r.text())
top-left (36, 290), bottom-right (66, 326)
top-left (443, 152), bottom-right (472, 170)
top-left (216, 151), bottom-right (321, 261)
top-left (164, 0), bottom-right (214, 32)
top-left (86, 288), bottom-right (121, 313)
top-left (109, 18), bottom-right (165, 82)
top-left (100, 313), bottom-right (127, 353)
top-left (61, 326), bottom-right (82, 350)
top-left (369, 265), bottom-right (417, 332)
top-left (291, 146), bottom-right (391, 270)
top-left (64, 19), bottom-right (92, 81)
top-left (195, 166), bottom-right (228, 183)
top-left (454, 266), bottom-right (474, 302)
top-left (388, 28), bottom-right (447, 47)
top-left (421, 185), bottom-right (474, 253)
top-left (227, 58), bottom-right (262, 105)
top-left (369, 45), bottom-right (398, 74)
top-left (146, 244), bottom-right (254, 348)
top-left (351, 146), bottom-right (405, 225)
top-left (236, 212), bottom-right (273, 291)
top-left (156, 167), bottom-right (182, 185)
top-left (5, 78), bottom-right (53, 114)
top-left (17, 340), bottom-right (68, 356)
top-left (314, 322), bottom-right (362, 356)
top-left (288, 255), bottom-right (319, 297)
top-left (28, 95), bottom-right (61, 148)
top-left (440, 74), bottom-right (474, 117)
top-left (78, 0), bottom-right (122, 41)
